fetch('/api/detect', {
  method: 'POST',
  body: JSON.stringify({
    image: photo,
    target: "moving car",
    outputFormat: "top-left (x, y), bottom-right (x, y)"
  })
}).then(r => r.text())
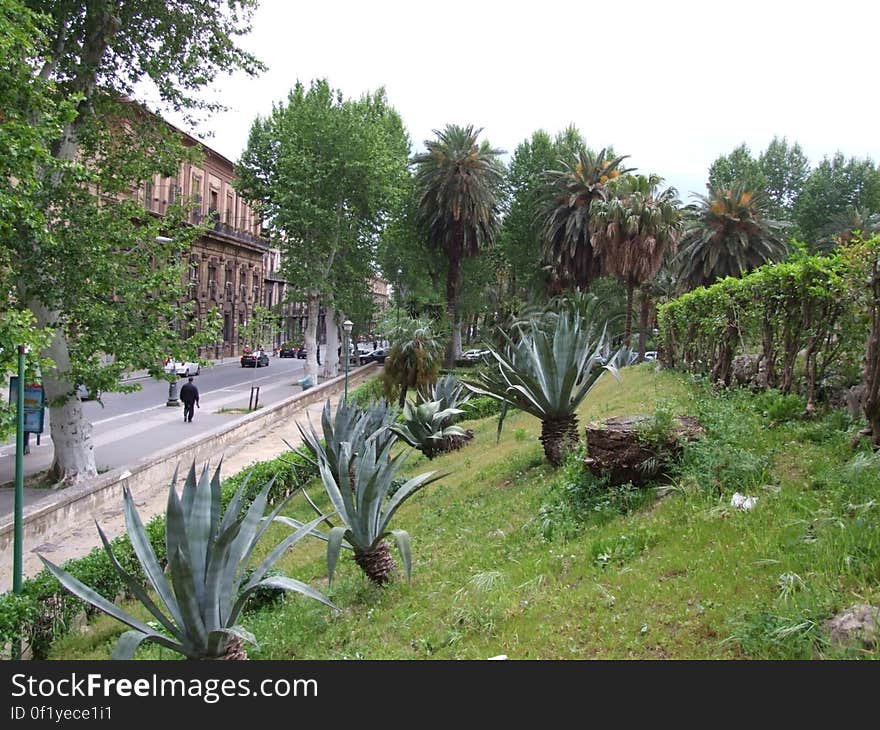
top-left (241, 349), bottom-right (269, 368)
top-left (163, 358), bottom-right (200, 377)
top-left (362, 347), bottom-right (387, 364)
top-left (296, 346), bottom-right (307, 359)
top-left (279, 344), bottom-right (297, 358)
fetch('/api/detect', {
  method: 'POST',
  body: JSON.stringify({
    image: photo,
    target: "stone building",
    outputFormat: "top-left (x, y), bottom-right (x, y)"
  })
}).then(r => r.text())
top-left (138, 127), bottom-right (268, 358)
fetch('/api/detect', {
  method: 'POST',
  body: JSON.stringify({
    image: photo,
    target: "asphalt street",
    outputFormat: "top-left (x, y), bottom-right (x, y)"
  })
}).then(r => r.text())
top-left (0, 354), bottom-right (314, 487)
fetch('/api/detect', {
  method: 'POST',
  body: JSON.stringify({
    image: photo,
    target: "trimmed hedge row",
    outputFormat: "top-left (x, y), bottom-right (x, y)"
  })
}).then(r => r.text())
top-left (0, 451), bottom-right (318, 659)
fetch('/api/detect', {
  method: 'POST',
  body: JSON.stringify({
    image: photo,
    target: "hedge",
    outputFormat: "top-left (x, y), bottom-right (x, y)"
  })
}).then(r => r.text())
top-left (0, 451), bottom-right (319, 659)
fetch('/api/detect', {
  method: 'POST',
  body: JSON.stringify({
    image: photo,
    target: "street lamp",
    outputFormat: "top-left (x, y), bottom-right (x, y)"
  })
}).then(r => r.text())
top-left (343, 319), bottom-right (353, 403)
top-left (154, 236), bottom-right (181, 408)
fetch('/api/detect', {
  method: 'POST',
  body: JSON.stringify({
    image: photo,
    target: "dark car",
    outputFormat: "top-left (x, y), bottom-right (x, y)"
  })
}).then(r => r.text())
top-left (296, 346), bottom-right (307, 359)
top-left (241, 350), bottom-right (269, 368)
top-left (362, 347), bottom-right (387, 364)
top-left (279, 344), bottom-right (296, 358)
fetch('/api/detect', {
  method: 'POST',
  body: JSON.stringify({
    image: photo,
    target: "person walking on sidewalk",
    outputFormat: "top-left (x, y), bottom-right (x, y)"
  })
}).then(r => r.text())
top-left (180, 376), bottom-right (200, 422)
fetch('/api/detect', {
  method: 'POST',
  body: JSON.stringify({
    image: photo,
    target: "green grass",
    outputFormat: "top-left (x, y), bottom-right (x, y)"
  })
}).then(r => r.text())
top-left (49, 364), bottom-right (880, 660)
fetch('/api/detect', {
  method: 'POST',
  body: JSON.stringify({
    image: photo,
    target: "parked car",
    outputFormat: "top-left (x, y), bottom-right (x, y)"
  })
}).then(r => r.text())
top-left (362, 347), bottom-right (387, 364)
top-left (279, 343), bottom-right (297, 358)
top-left (296, 346), bottom-right (307, 359)
top-left (644, 351), bottom-right (659, 362)
top-left (163, 358), bottom-right (200, 377)
top-left (462, 348), bottom-right (491, 361)
top-left (241, 350), bottom-right (269, 368)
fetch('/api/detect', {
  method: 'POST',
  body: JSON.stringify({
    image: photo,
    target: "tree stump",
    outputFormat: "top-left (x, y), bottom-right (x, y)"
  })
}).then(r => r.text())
top-left (584, 415), bottom-right (703, 485)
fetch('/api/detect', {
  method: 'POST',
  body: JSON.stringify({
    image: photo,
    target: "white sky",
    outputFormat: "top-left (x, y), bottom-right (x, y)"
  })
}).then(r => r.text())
top-left (165, 0), bottom-right (880, 201)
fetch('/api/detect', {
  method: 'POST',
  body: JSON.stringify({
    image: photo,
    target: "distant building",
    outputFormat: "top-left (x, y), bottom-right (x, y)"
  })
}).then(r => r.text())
top-left (138, 125), bottom-right (268, 358)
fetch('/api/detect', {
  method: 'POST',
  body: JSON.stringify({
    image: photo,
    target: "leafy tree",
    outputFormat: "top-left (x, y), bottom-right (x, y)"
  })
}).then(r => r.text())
top-left (708, 143), bottom-right (767, 194)
top-left (412, 125), bottom-right (505, 367)
top-left (237, 80), bottom-right (409, 385)
top-left (815, 206), bottom-right (880, 253)
top-left (590, 174), bottom-right (684, 348)
top-left (5, 0), bottom-right (262, 484)
top-left (758, 136), bottom-right (809, 222)
top-left (539, 148), bottom-right (634, 293)
top-left (677, 183), bottom-right (789, 290)
top-left (794, 152), bottom-right (880, 245)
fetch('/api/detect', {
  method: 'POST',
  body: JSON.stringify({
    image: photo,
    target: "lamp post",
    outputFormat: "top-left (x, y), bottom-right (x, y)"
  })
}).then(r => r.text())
top-left (155, 236), bottom-right (181, 408)
top-left (343, 319), bottom-right (353, 403)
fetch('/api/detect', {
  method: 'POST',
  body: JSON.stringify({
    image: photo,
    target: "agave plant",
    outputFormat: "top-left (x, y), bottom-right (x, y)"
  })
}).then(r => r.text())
top-left (465, 308), bottom-right (619, 466)
top-left (418, 373), bottom-right (471, 416)
top-left (292, 398), bottom-right (398, 485)
top-left (391, 399), bottom-right (468, 459)
top-left (39, 462), bottom-right (336, 660)
top-left (279, 438), bottom-right (443, 585)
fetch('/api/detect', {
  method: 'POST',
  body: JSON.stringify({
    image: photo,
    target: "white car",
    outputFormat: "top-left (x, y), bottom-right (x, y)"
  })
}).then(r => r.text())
top-left (462, 348), bottom-right (491, 361)
top-left (163, 358), bottom-right (200, 377)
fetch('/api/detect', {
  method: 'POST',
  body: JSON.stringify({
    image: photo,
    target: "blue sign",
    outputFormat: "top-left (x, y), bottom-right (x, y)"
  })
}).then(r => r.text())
top-left (8, 377), bottom-right (45, 434)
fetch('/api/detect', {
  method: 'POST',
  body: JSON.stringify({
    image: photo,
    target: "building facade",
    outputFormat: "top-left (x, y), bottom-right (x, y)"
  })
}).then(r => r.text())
top-left (139, 130), bottom-right (267, 358)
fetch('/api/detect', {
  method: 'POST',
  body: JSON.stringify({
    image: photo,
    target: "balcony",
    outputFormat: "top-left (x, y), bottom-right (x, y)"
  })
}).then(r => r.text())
top-left (209, 218), bottom-right (268, 247)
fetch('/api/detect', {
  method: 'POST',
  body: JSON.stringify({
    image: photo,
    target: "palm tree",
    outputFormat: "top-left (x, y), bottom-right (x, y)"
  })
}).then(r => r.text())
top-left (412, 125), bottom-right (505, 367)
top-left (815, 206), bottom-right (880, 253)
top-left (539, 148), bottom-right (634, 292)
top-left (590, 174), bottom-right (684, 348)
top-left (381, 315), bottom-right (445, 407)
top-left (676, 183), bottom-right (788, 290)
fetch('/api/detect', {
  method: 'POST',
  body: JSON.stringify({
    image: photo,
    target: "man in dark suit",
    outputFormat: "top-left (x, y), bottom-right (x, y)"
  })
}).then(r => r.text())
top-left (180, 376), bottom-right (200, 422)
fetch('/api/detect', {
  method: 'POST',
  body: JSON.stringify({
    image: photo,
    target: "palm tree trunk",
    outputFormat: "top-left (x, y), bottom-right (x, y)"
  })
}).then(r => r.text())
top-left (445, 245), bottom-right (462, 368)
top-left (354, 542), bottom-right (396, 585)
top-left (638, 289), bottom-right (651, 361)
top-left (539, 415), bottom-right (579, 467)
top-left (624, 280), bottom-right (635, 348)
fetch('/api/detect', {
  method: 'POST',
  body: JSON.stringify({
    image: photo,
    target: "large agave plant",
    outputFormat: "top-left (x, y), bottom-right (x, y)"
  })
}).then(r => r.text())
top-left (465, 309), bottom-right (619, 466)
top-left (279, 439), bottom-right (443, 586)
top-left (292, 398), bottom-right (398, 485)
top-left (39, 462), bottom-right (336, 660)
top-left (391, 399), bottom-right (468, 459)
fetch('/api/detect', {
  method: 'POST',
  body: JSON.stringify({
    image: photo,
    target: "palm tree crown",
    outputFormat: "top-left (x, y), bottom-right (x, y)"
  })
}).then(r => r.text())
top-left (677, 182), bottom-right (789, 290)
top-left (539, 148), bottom-right (634, 291)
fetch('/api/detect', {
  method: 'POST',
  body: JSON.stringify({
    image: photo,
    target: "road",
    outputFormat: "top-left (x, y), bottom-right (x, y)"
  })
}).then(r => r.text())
top-left (0, 355), bottom-right (317, 486)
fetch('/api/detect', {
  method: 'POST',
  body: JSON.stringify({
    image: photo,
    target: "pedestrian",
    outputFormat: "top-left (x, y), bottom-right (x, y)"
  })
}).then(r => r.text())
top-left (180, 376), bottom-right (200, 423)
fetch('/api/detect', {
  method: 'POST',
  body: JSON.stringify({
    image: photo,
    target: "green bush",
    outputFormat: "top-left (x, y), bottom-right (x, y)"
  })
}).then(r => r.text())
top-left (462, 396), bottom-right (506, 420)
top-left (752, 390), bottom-right (807, 423)
top-left (0, 453), bottom-right (319, 659)
top-left (348, 376), bottom-right (385, 409)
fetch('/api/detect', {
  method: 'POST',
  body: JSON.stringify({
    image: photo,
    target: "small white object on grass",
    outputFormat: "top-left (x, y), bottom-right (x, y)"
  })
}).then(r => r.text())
top-left (731, 492), bottom-right (758, 510)
top-left (487, 655), bottom-right (508, 660)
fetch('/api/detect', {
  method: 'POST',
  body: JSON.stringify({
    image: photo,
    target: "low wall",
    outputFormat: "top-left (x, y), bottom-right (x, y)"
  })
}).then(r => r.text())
top-left (0, 364), bottom-right (378, 556)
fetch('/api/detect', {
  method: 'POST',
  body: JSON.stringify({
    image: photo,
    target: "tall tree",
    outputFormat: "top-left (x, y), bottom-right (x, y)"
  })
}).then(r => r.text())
top-left (758, 136), bottom-right (809, 222)
top-left (677, 183), bottom-right (788, 290)
top-left (794, 152), bottom-right (880, 245)
top-left (236, 80), bottom-right (409, 385)
top-left (590, 174), bottom-right (683, 349)
top-left (7, 0), bottom-right (262, 484)
top-left (708, 143), bottom-right (766, 194)
top-left (539, 148), bottom-right (633, 293)
top-left (412, 125), bottom-right (505, 367)
top-left (499, 126), bottom-right (588, 302)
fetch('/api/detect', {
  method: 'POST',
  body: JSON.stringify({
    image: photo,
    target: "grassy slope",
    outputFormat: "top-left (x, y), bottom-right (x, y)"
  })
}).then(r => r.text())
top-left (51, 365), bottom-right (880, 660)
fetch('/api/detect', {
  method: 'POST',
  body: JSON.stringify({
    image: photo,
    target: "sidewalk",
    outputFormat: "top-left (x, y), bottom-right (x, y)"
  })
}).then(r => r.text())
top-left (0, 381), bottom-right (348, 585)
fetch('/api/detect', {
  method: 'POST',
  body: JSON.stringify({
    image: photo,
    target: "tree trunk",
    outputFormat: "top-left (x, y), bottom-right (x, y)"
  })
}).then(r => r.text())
top-left (863, 260), bottom-right (880, 448)
top-left (623, 280), bottom-right (635, 348)
top-left (444, 248), bottom-right (462, 368)
top-left (322, 304), bottom-right (339, 379)
top-left (304, 291), bottom-right (320, 385)
top-left (637, 289), bottom-right (651, 361)
top-left (539, 415), bottom-right (579, 467)
top-left (353, 541), bottom-right (396, 585)
top-left (31, 300), bottom-right (98, 485)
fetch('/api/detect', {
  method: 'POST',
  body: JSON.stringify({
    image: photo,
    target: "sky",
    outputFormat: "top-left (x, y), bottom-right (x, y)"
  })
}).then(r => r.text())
top-left (161, 0), bottom-right (880, 201)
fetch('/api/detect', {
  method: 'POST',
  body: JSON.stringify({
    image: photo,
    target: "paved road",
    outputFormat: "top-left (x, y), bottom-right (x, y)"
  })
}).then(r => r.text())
top-left (0, 355), bottom-right (315, 488)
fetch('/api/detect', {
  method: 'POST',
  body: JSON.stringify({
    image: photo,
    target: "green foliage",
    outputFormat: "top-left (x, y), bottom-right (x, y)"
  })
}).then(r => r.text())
top-left (348, 376), bottom-right (386, 409)
top-left (465, 303), bottom-right (617, 465)
top-left (381, 314), bottom-right (446, 405)
top-left (390, 400), bottom-right (467, 459)
top-left (636, 401), bottom-right (677, 448)
top-left (462, 396), bottom-right (506, 420)
top-left (658, 251), bottom-right (867, 404)
top-left (538, 447), bottom-right (657, 541)
top-left (752, 390), bottom-right (807, 423)
top-left (0, 454), bottom-right (320, 658)
top-left (40, 462), bottom-right (336, 659)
